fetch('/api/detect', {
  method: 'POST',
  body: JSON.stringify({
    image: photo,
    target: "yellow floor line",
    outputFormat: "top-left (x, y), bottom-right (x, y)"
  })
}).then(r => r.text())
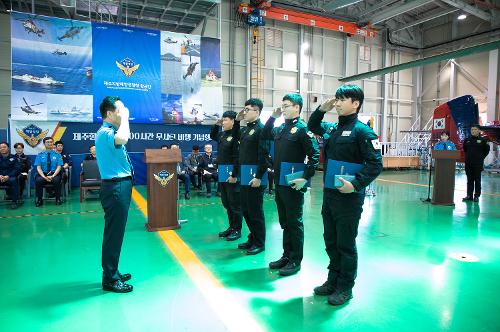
top-left (376, 178), bottom-right (500, 197)
top-left (131, 187), bottom-right (264, 332)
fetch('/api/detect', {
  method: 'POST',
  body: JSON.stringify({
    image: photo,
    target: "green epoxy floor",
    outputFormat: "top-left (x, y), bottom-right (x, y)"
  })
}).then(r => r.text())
top-left (1, 170), bottom-right (499, 332)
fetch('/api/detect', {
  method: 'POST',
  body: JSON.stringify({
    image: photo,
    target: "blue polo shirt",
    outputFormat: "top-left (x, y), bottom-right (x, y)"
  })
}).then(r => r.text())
top-left (434, 141), bottom-right (456, 150)
top-left (95, 121), bottom-right (132, 180)
top-left (34, 150), bottom-right (63, 173)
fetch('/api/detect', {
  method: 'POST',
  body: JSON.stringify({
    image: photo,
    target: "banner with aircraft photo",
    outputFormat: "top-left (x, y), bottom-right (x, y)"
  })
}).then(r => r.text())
top-left (10, 12), bottom-right (223, 125)
top-left (10, 11), bottom-right (93, 123)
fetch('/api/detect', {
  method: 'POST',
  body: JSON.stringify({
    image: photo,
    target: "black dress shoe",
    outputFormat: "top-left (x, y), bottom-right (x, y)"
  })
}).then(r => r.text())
top-left (246, 245), bottom-right (264, 255)
top-left (35, 199), bottom-right (43, 207)
top-left (206, 192), bottom-right (212, 198)
top-left (269, 256), bottom-right (289, 269)
top-left (55, 199), bottom-right (63, 205)
top-left (185, 192), bottom-right (190, 200)
top-left (314, 280), bottom-right (335, 296)
top-left (120, 273), bottom-right (132, 282)
top-left (473, 196), bottom-right (479, 202)
top-left (328, 289), bottom-right (353, 306)
top-left (219, 228), bottom-right (232, 238)
top-left (226, 230), bottom-right (241, 241)
top-left (102, 280), bottom-right (133, 293)
top-left (238, 241), bottom-right (252, 249)
top-left (462, 196), bottom-right (473, 201)
top-left (279, 262), bottom-right (301, 276)
top-left (10, 202), bottom-right (18, 210)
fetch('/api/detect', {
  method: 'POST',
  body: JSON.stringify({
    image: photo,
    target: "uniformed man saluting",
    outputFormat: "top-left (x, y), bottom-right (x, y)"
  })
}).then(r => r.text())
top-left (262, 93), bottom-right (320, 276)
top-left (211, 111), bottom-right (243, 242)
top-left (232, 98), bottom-right (270, 255)
top-left (308, 84), bottom-right (382, 306)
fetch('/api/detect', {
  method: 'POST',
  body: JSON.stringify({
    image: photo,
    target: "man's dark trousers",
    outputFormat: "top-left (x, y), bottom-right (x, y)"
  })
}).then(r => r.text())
top-left (240, 185), bottom-right (265, 247)
top-left (465, 164), bottom-right (482, 198)
top-left (220, 182), bottom-right (242, 231)
top-left (35, 174), bottom-right (62, 200)
top-left (321, 190), bottom-right (364, 291)
top-left (275, 185), bottom-right (305, 264)
top-left (100, 178), bottom-right (132, 283)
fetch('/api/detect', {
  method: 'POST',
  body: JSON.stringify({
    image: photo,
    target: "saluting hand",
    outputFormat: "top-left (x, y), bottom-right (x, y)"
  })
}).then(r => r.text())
top-left (320, 98), bottom-right (336, 113)
top-left (271, 107), bottom-right (282, 118)
top-left (215, 119), bottom-right (223, 126)
top-left (249, 178), bottom-right (261, 187)
top-left (337, 177), bottom-right (355, 193)
top-left (236, 109), bottom-right (246, 121)
top-left (289, 178), bottom-right (307, 191)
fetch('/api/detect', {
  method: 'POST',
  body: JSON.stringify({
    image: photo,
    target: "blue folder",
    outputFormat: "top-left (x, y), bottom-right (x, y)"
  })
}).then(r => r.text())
top-left (241, 164), bottom-right (268, 186)
top-left (279, 162), bottom-right (310, 187)
top-left (218, 164), bottom-right (238, 182)
top-left (324, 159), bottom-right (363, 189)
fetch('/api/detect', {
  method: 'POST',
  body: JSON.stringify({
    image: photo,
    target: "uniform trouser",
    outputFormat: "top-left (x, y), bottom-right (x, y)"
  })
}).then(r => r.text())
top-left (2, 177), bottom-right (20, 202)
top-left (178, 173), bottom-right (190, 193)
top-left (100, 178), bottom-right (132, 283)
top-left (321, 190), bottom-right (365, 291)
top-left (240, 185), bottom-right (266, 247)
top-left (188, 170), bottom-right (202, 188)
top-left (465, 164), bottom-right (483, 198)
top-left (268, 171), bottom-right (275, 192)
top-left (275, 185), bottom-right (305, 264)
top-left (35, 174), bottom-right (62, 200)
top-left (18, 174), bottom-right (27, 198)
top-left (220, 182), bottom-right (242, 231)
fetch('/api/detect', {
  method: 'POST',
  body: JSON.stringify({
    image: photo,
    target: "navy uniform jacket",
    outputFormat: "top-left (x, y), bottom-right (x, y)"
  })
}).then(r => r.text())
top-left (210, 125), bottom-right (240, 177)
top-left (0, 154), bottom-right (22, 177)
top-left (463, 136), bottom-right (490, 167)
top-left (308, 108), bottom-right (383, 192)
top-left (232, 119), bottom-right (270, 180)
top-left (16, 153), bottom-right (31, 173)
top-left (198, 153), bottom-right (218, 173)
top-left (262, 116), bottom-right (320, 185)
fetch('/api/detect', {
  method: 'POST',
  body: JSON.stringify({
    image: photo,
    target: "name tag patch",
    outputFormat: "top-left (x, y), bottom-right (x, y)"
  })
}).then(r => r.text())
top-left (371, 139), bottom-right (382, 150)
top-left (341, 131), bottom-right (351, 136)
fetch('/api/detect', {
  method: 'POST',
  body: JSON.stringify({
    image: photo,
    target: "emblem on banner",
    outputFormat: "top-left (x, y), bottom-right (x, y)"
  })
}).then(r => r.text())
top-left (433, 118), bottom-right (445, 130)
top-left (16, 124), bottom-right (49, 148)
top-left (116, 57), bottom-right (140, 77)
top-left (153, 170), bottom-right (175, 188)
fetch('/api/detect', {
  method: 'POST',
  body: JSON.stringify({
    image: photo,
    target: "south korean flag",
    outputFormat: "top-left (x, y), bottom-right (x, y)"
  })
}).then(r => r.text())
top-left (433, 118), bottom-right (446, 130)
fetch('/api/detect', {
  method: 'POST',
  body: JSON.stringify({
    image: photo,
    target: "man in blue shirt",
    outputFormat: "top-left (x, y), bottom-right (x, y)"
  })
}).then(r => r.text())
top-left (34, 137), bottom-right (63, 206)
top-left (0, 142), bottom-right (22, 209)
top-left (95, 96), bottom-right (134, 293)
top-left (434, 131), bottom-right (456, 150)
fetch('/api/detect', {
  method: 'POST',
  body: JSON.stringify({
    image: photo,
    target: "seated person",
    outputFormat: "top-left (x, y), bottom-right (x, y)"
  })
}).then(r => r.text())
top-left (84, 144), bottom-right (97, 160)
top-left (170, 143), bottom-right (191, 200)
top-left (14, 142), bottom-right (31, 198)
top-left (0, 142), bottom-right (22, 209)
top-left (34, 137), bottom-right (63, 206)
top-left (54, 140), bottom-right (72, 191)
top-left (434, 131), bottom-right (456, 150)
top-left (198, 143), bottom-right (219, 197)
top-left (186, 145), bottom-right (202, 190)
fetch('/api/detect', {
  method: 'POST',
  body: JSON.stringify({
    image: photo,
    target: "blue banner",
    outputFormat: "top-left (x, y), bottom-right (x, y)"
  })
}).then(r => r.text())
top-left (92, 23), bottom-right (161, 123)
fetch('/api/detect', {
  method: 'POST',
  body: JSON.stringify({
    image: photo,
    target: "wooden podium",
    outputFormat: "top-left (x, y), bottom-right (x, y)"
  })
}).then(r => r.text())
top-left (144, 149), bottom-right (182, 231)
top-left (431, 150), bottom-right (461, 206)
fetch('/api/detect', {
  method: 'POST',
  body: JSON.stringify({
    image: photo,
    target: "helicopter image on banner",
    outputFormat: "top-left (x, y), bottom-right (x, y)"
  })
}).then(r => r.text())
top-left (14, 97), bottom-right (43, 115)
top-left (58, 21), bottom-right (87, 41)
top-left (16, 16), bottom-right (47, 37)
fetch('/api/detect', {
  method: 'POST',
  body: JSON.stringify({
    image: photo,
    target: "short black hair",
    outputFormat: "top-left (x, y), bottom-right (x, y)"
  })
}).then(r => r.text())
top-left (222, 110), bottom-right (237, 119)
top-left (89, 144), bottom-right (95, 149)
top-left (99, 96), bottom-right (121, 119)
top-left (192, 145), bottom-right (200, 151)
top-left (335, 84), bottom-right (364, 112)
top-left (43, 137), bottom-right (53, 143)
top-left (14, 142), bottom-right (24, 149)
top-left (245, 98), bottom-right (263, 112)
top-left (440, 131), bottom-right (450, 136)
top-left (0, 141), bottom-right (9, 147)
top-left (282, 93), bottom-right (303, 112)
top-left (471, 124), bottom-right (480, 129)
top-left (160, 144), bottom-right (169, 149)
top-left (55, 140), bottom-right (63, 146)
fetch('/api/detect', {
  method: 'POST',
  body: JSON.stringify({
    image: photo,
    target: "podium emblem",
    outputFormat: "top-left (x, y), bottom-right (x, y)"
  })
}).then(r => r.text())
top-left (154, 170), bottom-right (175, 188)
